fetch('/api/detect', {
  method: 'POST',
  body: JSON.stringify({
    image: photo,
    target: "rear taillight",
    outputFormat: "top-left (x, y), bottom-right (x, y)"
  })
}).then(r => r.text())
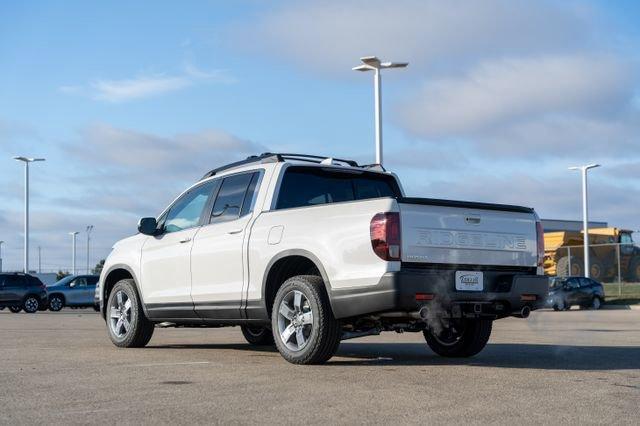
top-left (370, 212), bottom-right (401, 261)
top-left (536, 219), bottom-right (545, 268)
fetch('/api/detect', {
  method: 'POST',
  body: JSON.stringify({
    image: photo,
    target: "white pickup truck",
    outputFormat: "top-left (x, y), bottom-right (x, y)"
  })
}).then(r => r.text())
top-left (99, 153), bottom-right (548, 364)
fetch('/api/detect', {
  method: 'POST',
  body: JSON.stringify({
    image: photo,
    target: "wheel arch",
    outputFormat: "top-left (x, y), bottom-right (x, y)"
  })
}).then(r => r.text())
top-left (261, 249), bottom-right (334, 319)
top-left (101, 264), bottom-right (148, 319)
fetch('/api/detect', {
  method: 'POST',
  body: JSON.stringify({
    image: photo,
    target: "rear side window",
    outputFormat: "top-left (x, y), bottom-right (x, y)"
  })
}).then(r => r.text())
top-left (27, 276), bottom-right (43, 286)
top-left (3, 275), bottom-right (27, 287)
top-left (87, 276), bottom-right (99, 285)
top-left (276, 167), bottom-right (400, 209)
top-left (210, 172), bottom-right (257, 224)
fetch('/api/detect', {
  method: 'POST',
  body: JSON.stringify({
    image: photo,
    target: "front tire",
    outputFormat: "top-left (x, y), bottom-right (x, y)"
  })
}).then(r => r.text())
top-left (106, 279), bottom-right (154, 348)
top-left (9, 306), bottom-right (21, 313)
top-left (241, 325), bottom-right (275, 346)
top-left (423, 319), bottom-right (492, 358)
top-left (590, 297), bottom-right (602, 310)
top-left (23, 297), bottom-right (39, 313)
top-left (49, 295), bottom-right (64, 312)
top-left (271, 275), bottom-right (341, 365)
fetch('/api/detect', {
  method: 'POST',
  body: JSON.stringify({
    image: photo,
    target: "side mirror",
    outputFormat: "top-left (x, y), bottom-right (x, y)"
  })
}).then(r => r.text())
top-left (138, 217), bottom-right (158, 236)
top-left (211, 204), bottom-right (239, 218)
top-left (69, 281), bottom-right (76, 288)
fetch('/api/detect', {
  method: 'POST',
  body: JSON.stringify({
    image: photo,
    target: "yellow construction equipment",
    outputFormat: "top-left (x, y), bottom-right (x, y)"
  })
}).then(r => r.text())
top-left (544, 228), bottom-right (639, 282)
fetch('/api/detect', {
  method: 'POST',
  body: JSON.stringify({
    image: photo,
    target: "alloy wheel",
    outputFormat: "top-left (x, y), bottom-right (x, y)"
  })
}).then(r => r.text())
top-left (277, 290), bottom-right (314, 352)
top-left (49, 296), bottom-right (63, 311)
top-left (109, 290), bottom-right (132, 338)
top-left (24, 297), bottom-right (39, 313)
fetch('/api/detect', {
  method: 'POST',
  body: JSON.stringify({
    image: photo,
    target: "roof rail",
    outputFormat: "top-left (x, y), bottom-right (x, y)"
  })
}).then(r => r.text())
top-left (277, 153), bottom-right (359, 167)
top-left (199, 152), bottom-right (360, 180)
top-left (200, 153), bottom-right (282, 180)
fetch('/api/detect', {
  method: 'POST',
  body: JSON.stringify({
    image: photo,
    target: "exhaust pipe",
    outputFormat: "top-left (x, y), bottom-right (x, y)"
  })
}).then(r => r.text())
top-left (513, 306), bottom-right (531, 319)
top-left (419, 307), bottom-right (429, 320)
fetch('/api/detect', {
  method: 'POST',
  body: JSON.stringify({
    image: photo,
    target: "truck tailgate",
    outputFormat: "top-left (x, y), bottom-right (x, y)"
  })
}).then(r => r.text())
top-left (398, 198), bottom-right (537, 267)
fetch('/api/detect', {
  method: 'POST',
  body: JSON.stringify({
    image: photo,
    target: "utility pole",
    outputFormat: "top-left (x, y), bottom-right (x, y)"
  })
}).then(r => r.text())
top-left (569, 164), bottom-right (601, 278)
top-left (13, 156), bottom-right (45, 273)
top-left (69, 232), bottom-right (79, 275)
top-left (353, 56), bottom-right (408, 165)
top-left (86, 225), bottom-right (93, 274)
top-left (38, 246), bottom-right (41, 273)
top-left (0, 241), bottom-right (4, 273)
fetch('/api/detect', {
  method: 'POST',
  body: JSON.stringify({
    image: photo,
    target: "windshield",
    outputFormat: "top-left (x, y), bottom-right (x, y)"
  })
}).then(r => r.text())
top-left (50, 275), bottom-right (75, 287)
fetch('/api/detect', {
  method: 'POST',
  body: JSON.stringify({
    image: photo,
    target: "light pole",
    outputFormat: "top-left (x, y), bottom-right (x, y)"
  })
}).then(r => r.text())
top-left (0, 241), bottom-right (4, 273)
top-left (69, 231), bottom-right (79, 275)
top-left (569, 164), bottom-right (601, 278)
top-left (38, 246), bottom-right (41, 273)
top-left (13, 156), bottom-right (45, 273)
top-left (86, 225), bottom-right (93, 274)
top-left (353, 56), bottom-right (408, 166)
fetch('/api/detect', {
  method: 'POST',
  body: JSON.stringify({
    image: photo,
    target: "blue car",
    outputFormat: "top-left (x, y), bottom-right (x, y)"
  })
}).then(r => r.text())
top-left (47, 275), bottom-right (99, 311)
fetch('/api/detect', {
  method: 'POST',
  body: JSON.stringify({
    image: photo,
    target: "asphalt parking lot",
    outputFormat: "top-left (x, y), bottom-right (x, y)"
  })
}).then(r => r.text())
top-left (1, 308), bottom-right (639, 425)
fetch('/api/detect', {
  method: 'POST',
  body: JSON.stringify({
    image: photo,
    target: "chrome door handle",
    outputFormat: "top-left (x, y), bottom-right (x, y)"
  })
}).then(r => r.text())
top-left (179, 237), bottom-right (192, 243)
top-left (228, 229), bottom-right (243, 235)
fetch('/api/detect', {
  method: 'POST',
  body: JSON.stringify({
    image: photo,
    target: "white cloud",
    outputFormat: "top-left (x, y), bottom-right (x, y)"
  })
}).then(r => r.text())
top-left (60, 64), bottom-right (234, 103)
top-left (90, 75), bottom-right (190, 102)
top-left (399, 54), bottom-right (633, 137)
top-left (61, 123), bottom-right (268, 213)
top-left (231, 0), bottom-right (591, 74)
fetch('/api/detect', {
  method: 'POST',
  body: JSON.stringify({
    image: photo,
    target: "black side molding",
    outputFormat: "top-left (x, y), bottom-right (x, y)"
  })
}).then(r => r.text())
top-left (398, 197), bottom-right (534, 214)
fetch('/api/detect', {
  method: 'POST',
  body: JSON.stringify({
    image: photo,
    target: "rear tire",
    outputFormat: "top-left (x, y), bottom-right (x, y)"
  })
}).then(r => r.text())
top-left (628, 258), bottom-right (640, 282)
top-left (23, 297), bottom-right (39, 313)
top-left (423, 319), bottom-right (492, 357)
top-left (241, 325), bottom-right (275, 346)
top-left (49, 295), bottom-right (64, 312)
top-left (589, 261), bottom-right (604, 281)
top-left (271, 275), bottom-right (341, 365)
top-left (106, 279), bottom-right (154, 348)
top-left (556, 257), bottom-right (581, 277)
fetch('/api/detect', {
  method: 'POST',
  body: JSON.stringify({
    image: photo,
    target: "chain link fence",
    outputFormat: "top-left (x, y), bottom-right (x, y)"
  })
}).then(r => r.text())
top-left (548, 242), bottom-right (639, 297)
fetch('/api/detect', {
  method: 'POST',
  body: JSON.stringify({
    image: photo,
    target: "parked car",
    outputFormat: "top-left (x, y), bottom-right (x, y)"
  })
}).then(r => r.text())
top-left (47, 275), bottom-right (99, 311)
top-left (0, 273), bottom-right (49, 313)
top-left (547, 276), bottom-right (605, 311)
top-left (98, 153), bottom-right (548, 364)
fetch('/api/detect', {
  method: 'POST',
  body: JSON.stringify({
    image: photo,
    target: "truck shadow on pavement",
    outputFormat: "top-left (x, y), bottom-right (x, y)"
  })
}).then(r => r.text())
top-left (147, 342), bottom-right (640, 370)
top-left (332, 342), bottom-right (640, 369)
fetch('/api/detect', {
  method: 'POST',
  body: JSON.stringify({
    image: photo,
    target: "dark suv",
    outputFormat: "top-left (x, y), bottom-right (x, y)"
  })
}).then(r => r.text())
top-left (0, 273), bottom-right (49, 313)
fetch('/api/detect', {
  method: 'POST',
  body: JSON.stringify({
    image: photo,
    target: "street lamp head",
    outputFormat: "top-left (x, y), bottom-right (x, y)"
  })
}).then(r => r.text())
top-left (353, 56), bottom-right (409, 72)
top-left (360, 56), bottom-right (381, 67)
top-left (352, 64), bottom-right (374, 72)
top-left (13, 156), bottom-right (45, 163)
top-left (380, 62), bottom-right (409, 69)
top-left (569, 164), bottom-right (601, 171)
top-left (69, 231), bottom-right (79, 236)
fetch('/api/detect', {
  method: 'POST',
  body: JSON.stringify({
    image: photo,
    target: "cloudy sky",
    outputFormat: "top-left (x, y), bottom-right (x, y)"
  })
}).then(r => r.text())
top-left (1, 0), bottom-right (639, 272)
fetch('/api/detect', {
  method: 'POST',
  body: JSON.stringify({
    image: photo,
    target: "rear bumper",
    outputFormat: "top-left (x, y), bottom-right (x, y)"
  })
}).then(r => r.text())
top-left (330, 268), bottom-right (549, 320)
